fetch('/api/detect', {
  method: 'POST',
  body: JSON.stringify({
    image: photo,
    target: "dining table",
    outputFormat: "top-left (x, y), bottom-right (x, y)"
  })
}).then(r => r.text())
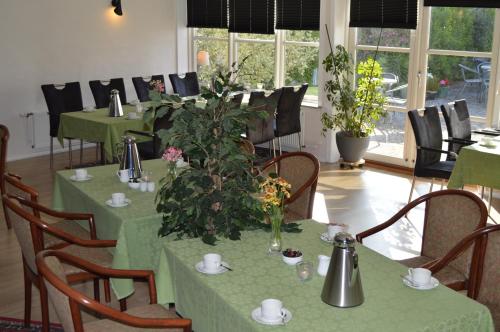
top-left (57, 104), bottom-right (150, 163)
top-left (53, 159), bottom-right (169, 299)
top-left (155, 221), bottom-right (494, 332)
top-left (447, 138), bottom-right (500, 190)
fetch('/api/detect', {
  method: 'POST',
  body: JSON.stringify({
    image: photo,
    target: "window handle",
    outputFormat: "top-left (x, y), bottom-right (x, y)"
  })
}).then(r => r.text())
top-left (417, 71), bottom-right (422, 88)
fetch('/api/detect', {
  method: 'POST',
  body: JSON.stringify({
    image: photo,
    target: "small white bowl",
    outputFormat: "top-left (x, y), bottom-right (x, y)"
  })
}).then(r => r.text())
top-left (282, 252), bottom-right (303, 266)
top-left (128, 181), bottom-right (140, 190)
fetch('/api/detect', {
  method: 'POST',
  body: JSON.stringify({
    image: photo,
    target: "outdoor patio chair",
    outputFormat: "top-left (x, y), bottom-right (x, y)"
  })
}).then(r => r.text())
top-left (169, 72), bottom-right (200, 97)
top-left (456, 64), bottom-right (482, 101)
top-left (357, 189), bottom-right (488, 292)
top-left (132, 75), bottom-right (166, 102)
top-left (478, 63), bottom-right (491, 103)
top-left (261, 152), bottom-right (319, 221)
top-left (36, 250), bottom-right (192, 332)
top-left (407, 106), bottom-right (457, 203)
top-left (89, 78), bottom-right (127, 108)
top-left (427, 224), bottom-right (500, 328)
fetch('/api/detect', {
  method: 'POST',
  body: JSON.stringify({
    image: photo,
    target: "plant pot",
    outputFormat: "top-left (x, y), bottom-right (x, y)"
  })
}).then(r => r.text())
top-left (335, 131), bottom-right (370, 163)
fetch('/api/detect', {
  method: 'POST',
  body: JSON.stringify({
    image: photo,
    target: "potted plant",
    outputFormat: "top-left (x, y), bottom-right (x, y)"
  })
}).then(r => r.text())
top-left (321, 44), bottom-right (387, 163)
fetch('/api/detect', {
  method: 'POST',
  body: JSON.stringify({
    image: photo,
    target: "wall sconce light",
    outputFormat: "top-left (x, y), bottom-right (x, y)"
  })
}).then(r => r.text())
top-left (197, 51), bottom-right (210, 66)
top-left (111, 0), bottom-right (123, 16)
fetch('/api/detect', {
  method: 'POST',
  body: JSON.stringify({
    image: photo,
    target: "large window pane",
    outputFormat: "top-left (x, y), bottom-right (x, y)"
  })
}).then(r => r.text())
top-left (237, 43), bottom-right (275, 89)
top-left (368, 111), bottom-right (406, 159)
top-left (426, 55), bottom-right (490, 118)
top-left (196, 28), bottom-right (229, 39)
top-left (357, 50), bottom-right (410, 107)
top-left (194, 39), bottom-right (229, 85)
top-left (357, 28), bottom-right (411, 48)
top-left (285, 45), bottom-right (319, 97)
top-left (285, 30), bottom-right (320, 43)
top-left (430, 7), bottom-right (495, 52)
top-left (238, 33), bottom-right (275, 40)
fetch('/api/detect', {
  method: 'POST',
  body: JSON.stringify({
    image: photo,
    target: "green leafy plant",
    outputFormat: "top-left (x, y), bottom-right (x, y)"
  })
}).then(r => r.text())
top-left (154, 59), bottom-right (302, 245)
top-left (321, 45), bottom-right (387, 138)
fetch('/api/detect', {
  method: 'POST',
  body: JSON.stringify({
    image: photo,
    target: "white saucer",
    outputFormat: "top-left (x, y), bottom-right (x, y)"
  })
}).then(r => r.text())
top-left (82, 108), bottom-right (96, 113)
top-left (402, 275), bottom-right (439, 290)
top-left (320, 232), bottom-right (334, 244)
top-left (480, 143), bottom-right (497, 148)
top-left (105, 198), bottom-right (131, 208)
top-left (251, 307), bottom-right (292, 325)
top-left (195, 261), bottom-right (229, 275)
top-left (70, 175), bottom-right (93, 182)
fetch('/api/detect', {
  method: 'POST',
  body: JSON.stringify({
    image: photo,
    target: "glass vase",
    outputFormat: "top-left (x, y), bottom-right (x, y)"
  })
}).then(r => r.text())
top-left (268, 211), bottom-right (283, 255)
top-left (167, 162), bottom-right (177, 182)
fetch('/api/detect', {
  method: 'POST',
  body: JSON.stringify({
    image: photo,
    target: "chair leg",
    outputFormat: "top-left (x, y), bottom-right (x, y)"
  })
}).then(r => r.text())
top-left (39, 279), bottom-right (50, 332)
top-left (408, 176), bottom-right (416, 204)
top-left (50, 137), bottom-right (54, 169)
top-left (488, 187), bottom-right (493, 214)
top-left (278, 137), bottom-right (282, 156)
top-left (440, 179), bottom-right (444, 190)
top-left (297, 132), bottom-right (302, 152)
top-left (68, 139), bottom-right (73, 169)
top-left (120, 298), bottom-right (127, 311)
top-left (104, 278), bottom-right (111, 303)
top-left (429, 178), bottom-right (434, 193)
top-left (80, 139), bottom-right (84, 165)
top-left (272, 139), bottom-right (276, 158)
top-left (93, 278), bottom-right (101, 302)
top-left (481, 186), bottom-right (485, 199)
top-left (23, 263), bottom-right (32, 327)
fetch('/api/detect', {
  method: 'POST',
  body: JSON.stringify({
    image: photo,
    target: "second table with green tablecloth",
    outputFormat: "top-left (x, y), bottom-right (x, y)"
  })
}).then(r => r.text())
top-left (448, 139), bottom-right (500, 190)
top-left (156, 221), bottom-right (494, 332)
top-left (53, 159), bottom-right (169, 299)
top-left (57, 105), bottom-right (150, 163)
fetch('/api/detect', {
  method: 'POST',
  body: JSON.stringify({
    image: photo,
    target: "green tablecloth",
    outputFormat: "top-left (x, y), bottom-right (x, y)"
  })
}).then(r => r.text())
top-left (53, 159), bottom-right (168, 299)
top-left (57, 105), bottom-right (149, 162)
top-left (156, 221), bottom-right (494, 332)
top-left (448, 140), bottom-right (500, 189)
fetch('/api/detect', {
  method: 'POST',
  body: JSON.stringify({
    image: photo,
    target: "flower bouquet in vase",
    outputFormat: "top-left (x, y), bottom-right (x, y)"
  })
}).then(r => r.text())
top-left (261, 175), bottom-right (292, 255)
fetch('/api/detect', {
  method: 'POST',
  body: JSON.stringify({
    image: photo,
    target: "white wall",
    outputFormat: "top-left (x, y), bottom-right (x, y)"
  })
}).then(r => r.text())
top-left (0, 0), bottom-right (179, 161)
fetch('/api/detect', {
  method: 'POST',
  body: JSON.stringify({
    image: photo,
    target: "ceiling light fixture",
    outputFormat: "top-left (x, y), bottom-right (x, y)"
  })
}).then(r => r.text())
top-left (111, 0), bottom-right (123, 16)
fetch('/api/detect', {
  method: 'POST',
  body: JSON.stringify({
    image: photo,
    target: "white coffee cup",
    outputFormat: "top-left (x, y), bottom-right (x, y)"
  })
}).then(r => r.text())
top-left (135, 102), bottom-right (143, 113)
top-left (408, 267), bottom-right (432, 286)
top-left (140, 181), bottom-right (148, 192)
top-left (147, 182), bottom-right (155, 192)
top-left (111, 193), bottom-right (126, 206)
top-left (75, 168), bottom-right (88, 180)
top-left (327, 223), bottom-right (347, 240)
top-left (117, 169), bottom-right (129, 183)
top-left (260, 299), bottom-right (283, 321)
top-left (128, 112), bottom-right (138, 120)
top-left (203, 253), bottom-right (221, 272)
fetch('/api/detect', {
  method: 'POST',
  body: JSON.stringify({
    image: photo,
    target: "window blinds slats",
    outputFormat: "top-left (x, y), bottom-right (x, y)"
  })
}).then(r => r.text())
top-left (276, 0), bottom-right (321, 31)
top-left (228, 0), bottom-right (275, 34)
top-left (349, 0), bottom-right (418, 30)
top-left (187, 0), bottom-right (228, 29)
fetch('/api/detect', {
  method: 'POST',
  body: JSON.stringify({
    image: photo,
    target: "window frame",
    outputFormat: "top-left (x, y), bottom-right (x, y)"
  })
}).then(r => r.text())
top-left (190, 28), bottom-right (321, 106)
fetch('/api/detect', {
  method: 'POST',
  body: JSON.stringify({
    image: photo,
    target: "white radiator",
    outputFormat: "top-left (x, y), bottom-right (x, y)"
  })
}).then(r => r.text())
top-left (20, 112), bottom-right (51, 150)
top-left (279, 110), bottom-right (306, 150)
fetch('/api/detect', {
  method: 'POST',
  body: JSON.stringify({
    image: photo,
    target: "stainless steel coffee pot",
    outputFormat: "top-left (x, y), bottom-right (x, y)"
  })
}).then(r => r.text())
top-left (321, 232), bottom-right (364, 308)
top-left (117, 136), bottom-right (142, 180)
top-left (109, 89), bottom-right (124, 117)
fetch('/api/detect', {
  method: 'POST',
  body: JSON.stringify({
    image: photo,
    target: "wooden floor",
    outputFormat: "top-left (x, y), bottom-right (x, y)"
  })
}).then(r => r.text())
top-left (0, 148), bottom-right (498, 323)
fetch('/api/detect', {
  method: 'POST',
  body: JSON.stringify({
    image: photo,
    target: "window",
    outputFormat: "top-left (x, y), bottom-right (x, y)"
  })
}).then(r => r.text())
top-left (191, 28), bottom-right (320, 104)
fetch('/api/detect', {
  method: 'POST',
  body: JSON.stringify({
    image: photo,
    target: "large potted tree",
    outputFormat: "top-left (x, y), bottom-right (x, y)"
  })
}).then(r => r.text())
top-left (321, 43), bottom-right (387, 164)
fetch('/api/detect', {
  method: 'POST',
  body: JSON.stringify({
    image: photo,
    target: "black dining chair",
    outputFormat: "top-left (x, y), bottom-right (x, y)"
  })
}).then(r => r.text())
top-left (169, 72), bottom-right (200, 97)
top-left (247, 89), bottom-right (282, 160)
top-left (41, 82), bottom-right (84, 169)
top-left (132, 75), bottom-right (166, 102)
top-left (440, 99), bottom-right (477, 160)
top-left (126, 108), bottom-right (176, 160)
top-left (275, 84), bottom-right (308, 154)
top-left (230, 92), bottom-right (244, 109)
top-left (89, 78), bottom-right (127, 108)
top-left (407, 106), bottom-right (457, 203)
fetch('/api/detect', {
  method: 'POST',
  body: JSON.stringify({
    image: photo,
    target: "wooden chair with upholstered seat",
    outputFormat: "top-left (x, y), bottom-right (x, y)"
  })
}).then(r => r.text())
top-left (3, 194), bottom-right (117, 332)
top-left (427, 224), bottom-right (500, 328)
top-left (356, 189), bottom-right (488, 292)
top-left (36, 250), bottom-right (192, 332)
top-left (261, 152), bottom-right (320, 222)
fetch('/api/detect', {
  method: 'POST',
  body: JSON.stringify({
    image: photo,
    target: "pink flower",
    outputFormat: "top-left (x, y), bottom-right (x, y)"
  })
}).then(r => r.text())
top-left (162, 147), bottom-right (183, 162)
top-left (439, 79), bottom-right (449, 86)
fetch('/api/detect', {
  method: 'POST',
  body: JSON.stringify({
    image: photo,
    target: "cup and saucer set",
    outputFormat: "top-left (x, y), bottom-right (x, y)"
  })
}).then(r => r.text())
top-left (105, 192), bottom-right (131, 208)
top-left (402, 267), bottom-right (439, 290)
top-left (70, 168), bottom-right (93, 182)
top-left (195, 253), bottom-right (231, 275)
top-left (251, 299), bottom-right (292, 326)
top-left (320, 223), bottom-right (348, 244)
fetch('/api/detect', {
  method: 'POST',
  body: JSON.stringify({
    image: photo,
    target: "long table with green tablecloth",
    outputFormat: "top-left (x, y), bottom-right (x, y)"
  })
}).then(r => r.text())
top-left (156, 221), bottom-right (494, 332)
top-left (53, 159), bottom-right (168, 299)
top-left (448, 139), bottom-right (500, 190)
top-left (57, 105), bottom-right (149, 162)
